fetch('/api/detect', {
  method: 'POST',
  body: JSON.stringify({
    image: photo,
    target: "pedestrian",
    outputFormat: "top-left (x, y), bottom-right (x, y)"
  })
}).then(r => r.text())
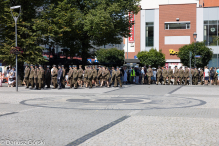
top-left (130, 67), bottom-right (135, 84)
top-left (123, 67), bottom-right (128, 84)
top-left (173, 66), bottom-right (179, 85)
top-left (8, 72), bottom-right (15, 87)
top-left (57, 65), bottom-right (63, 89)
top-left (52, 65), bottom-right (58, 89)
top-left (0, 72), bottom-right (3, 87)
top-left (37, 65), bottom-right (44, 90)
top-left (24, 64), bottom-right (30, 88)
top-left (204, 66), bottom-right (210, 85)
top-left (147, 65), bottom-right (153, 85)
top-left (135, 66), bottom-right (139, 84)
top-left (45, 65), bottom-right (51, 88)
top-left (216, 67), bottom-right (219, 85)
top-left (62, 65), bottom-right (66, 88)
top-left (152, 68), bottom-right (157, 84)
top-left (162, 66), bottom-right (168, 85)
top-left (210, 67), bottom-right (215, 85)
top-left (114, 66), bottom-right (122, 87)
top-left (141, 67), bottom-right (145, 84)
top-left (184, 66), bottom-right (189, 85)
top-left (156, 66), bottom-right (162, 85)
top-left (77, 65), bottom-right (83, 87)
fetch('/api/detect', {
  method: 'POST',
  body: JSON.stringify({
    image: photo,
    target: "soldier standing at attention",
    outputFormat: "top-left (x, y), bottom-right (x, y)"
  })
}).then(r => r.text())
top-left (72, 65), bottom-right (78, 89)
top-left (57, 65), bottom-right (63, 89)
top-left (45, 65), bottom-right (51, 88)
top-left (147, 65), bottom-right (153, 85)
top-left (52, 65), bottom-right (58, 89)
top-left (179, 66), bottom-right (184, 85)
top-left (162, 67), bottom-right (167, 85)
top-left (115, 66), bottom-right (122, 87)
top-left (194, 67), bottom-right (199, 85)
top-left (191, 67), bottom-right (195, 85)
top-left (156, 66), bottom-right (162, 85)
top-left (167, 66), bottom-right (173, 85)
top-left (34, 65), bottom-right (38, 89)
top-left (83, 66), bottom-right (88, 88)
top-left (87, 66), bottom-right (93, 88)
top-left (77, 65), bottom-right (83, 87)
top-left (184, 66), bottom-right (189, 85)
top-left (173, 66), bottom-right (179, 85)
top-left (37, 65), bottom-right (44, 90)
top-left (92, 66), bottom-right (98, 87)
top-left (24, 64), bottom-right (30, 88)
top-left (29, 64), bottom-right (34, 89)
top-left (62, 65), bottom-right (66, 88)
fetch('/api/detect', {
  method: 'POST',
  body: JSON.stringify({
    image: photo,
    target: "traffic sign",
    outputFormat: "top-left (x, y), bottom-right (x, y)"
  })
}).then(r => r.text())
top-left (195, 55), bottom-right (201, 58)
top-left (87, 59), bottom-right (92, 63)
top-left (134, 56), bottom-right (138, 59)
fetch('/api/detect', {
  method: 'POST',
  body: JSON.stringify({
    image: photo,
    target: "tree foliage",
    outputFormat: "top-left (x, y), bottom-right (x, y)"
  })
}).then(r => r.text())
top-left (177, 42), bottom-right (213, 68)
top-left (0, 0), bottom-right (48, 65)
top-left (34, 0), bottom-right (141, 66)
top-left (96, 48), bottom-right (124, 66)
top-left (137, 48), bottom-right (165, 68)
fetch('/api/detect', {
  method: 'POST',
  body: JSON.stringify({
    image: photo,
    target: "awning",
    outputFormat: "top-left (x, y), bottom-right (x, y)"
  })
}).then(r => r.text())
top-left (124, 59), bottom-right (140, 63)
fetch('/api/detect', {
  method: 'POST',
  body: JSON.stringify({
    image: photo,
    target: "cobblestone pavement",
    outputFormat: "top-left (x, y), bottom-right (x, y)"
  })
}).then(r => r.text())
top-left (0, 84), bottom-right (219, 146)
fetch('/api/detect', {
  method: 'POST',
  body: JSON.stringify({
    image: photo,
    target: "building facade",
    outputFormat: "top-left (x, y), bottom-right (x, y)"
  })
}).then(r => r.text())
top-left (124, 0), bottom-right (219, 68)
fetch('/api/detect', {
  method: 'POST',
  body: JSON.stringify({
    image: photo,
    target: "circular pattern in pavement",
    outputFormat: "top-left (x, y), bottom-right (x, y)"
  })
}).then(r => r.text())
top-left (20, 94), bottom-right (206, 110)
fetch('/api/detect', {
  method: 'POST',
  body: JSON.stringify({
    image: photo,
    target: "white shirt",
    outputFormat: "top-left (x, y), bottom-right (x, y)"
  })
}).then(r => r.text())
top-left (204, 68), bottom-right (210, 77)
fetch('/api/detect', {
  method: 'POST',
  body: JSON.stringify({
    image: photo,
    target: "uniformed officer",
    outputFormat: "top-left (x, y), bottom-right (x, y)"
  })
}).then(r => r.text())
top-left (77, 65), bottom-right (83, 87)
top-left (87, 66), bottom-right (93, 88)
top-left (191, 67), bottom-right (195, 85)
top-left (92, 66), bottom-right (98, 87)
top-left (52, 65), bottom-right (58, 89)
top-left (72, 65), bottom-right (78, 89)
top-left (162, 66), bottom-right (168, 85)
top-left (45, 65), bottom-right (51, 88)
top-left (29, 64), bottom-right (34, 89)
top-left (24, 64), bottom-right (30, 88)
top-left (156, 66), bottom-right (162, 85)
top-left (83, 66), bottom-right (88, 88)
top-left (184, 66), bottom-right (189, 85)
top-left (114, 66), bottom-right (122, 87)
top-left (34, 65), bottom-right (38, 89)
top-left (37, 65), bottom-right (44, 90)
top-left (97, 66), bottom-right (102, 85)
top-left (111, 67), bottom-right (116, 86)
top-left (199, 68), bottom-right (203, 85)
top-left (194, 67), bottom-right (199, 85)
top-left (106, 67), bottom-right (111, 87)
top-left (179, 66), bottom-right (184, 85)
top-left (147, 65), bottom-right (153, 85)
top-left (101, 67), bottom-right (107, 87)
top-left (167, 66), bottom-right (173, 85)
top-left (57, 65), bottom-right (63, 89)
top-left (62, 65), bottom-right (66, 88)
top-left (68, 65), bottom-right (73, 88)
top-left (173, 66), bottom-right (179, 85)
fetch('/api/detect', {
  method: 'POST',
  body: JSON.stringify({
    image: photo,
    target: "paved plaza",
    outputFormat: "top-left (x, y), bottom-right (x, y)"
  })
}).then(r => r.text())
top-left (0, 84), bottom-right (219, 146)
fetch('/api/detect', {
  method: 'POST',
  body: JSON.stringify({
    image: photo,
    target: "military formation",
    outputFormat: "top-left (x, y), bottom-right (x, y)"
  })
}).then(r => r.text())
top-left (23, 64), bottom-right (122, 90)
top-left (155, 66), bottom-right (218, 85)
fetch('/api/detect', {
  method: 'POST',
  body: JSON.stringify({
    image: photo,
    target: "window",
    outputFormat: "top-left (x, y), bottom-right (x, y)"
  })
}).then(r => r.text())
top-left (165, 22), bottom-right (190, 30)
top-left (146, 22), bottom-right (154, 47)
top-left (204, 20), bottom-right (218, 46)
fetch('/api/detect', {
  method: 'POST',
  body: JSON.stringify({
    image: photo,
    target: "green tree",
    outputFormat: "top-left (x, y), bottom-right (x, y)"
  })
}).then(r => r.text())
top-left (96, 48), bottom-right (124, 66)
top-left (137, 48), bottom-right (165, 68)
top-left (177, 42), bottom-right (213, 68)
top-left (34, 0), bottom-right (140, 66)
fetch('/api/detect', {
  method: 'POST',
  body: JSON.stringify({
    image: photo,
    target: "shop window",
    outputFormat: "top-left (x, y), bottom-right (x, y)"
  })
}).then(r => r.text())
top-left (203, 20), bottom-right (218, 46)
top-left (165, 22), bottom-right (190, 30)
top-left (146, 22), bottom-right (154, 47)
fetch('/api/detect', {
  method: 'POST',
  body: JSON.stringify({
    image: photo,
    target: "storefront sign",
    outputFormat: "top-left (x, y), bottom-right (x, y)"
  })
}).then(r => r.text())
top-left (169, 49), bottom-right (178, 55)
top-left (128, 12), bottom-right (134, 43)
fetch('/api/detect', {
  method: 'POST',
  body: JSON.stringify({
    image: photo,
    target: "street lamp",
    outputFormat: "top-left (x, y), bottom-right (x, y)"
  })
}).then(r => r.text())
top-left (10, 5), bottom-right (21, 92)
top-left (193, 32), bottom-right (197, 67)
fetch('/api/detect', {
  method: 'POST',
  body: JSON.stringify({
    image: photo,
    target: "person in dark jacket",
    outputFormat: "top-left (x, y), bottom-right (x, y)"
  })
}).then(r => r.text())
top-left (45, 66), bottom-right (51, 88)
top-left (57, 65), bottom-right (63, 89)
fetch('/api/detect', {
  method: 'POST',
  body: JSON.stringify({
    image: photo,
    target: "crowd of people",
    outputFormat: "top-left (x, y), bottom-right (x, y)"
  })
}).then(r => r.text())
top-left (1, 64), bottom-right (219, 89)
top-left (127, 65), bottom-right (219, 85)
top-left (23, 64), bottom-right (123, 90)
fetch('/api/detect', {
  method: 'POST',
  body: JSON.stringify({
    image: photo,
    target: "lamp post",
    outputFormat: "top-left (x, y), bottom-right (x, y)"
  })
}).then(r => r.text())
top-left (193, 32), bottom-right (197, 67)
top-left (10, 5), bottom-right (21, 92)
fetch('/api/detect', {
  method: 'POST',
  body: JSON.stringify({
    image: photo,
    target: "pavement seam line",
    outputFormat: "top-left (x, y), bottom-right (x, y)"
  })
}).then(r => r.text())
top-left (65, 115), bottom-right (130, 146)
